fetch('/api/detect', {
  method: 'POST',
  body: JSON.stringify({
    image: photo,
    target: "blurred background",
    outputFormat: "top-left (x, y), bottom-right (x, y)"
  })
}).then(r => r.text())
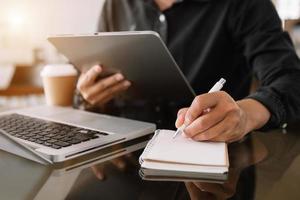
top-left (0, 0), bottom-right (104, 110)
top-left (0, 0), bottom-right (299, 109)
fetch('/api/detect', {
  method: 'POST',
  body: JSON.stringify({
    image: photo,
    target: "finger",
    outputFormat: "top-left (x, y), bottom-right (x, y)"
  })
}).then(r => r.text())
top-left (83, 73), bottom-right (124, 101)
top-left (111, 158), bottom-right (127, 171)
top-left (192, 118), bottom-right (230, 142)
top-left (192, 112), bottom-right (238, 142)
top-left (80, 65), bottom-right (102, 88)
top-left (209, 114), bottom-right (242, 142)
top-left (94, 73), bottom-right (124, 91)
top-left (175, 108), bottom-right (188, 128)
top-left (91, 166), bottom-right (105, 180)
top-left (94, 89), bottom-right (124, 106)
top-left (95, 95), bottom-right (114, 106)
top-left (192, 182), bottom-right (208, 192)
top-left (185, 92), bottom-right (222, 126)
top-left (185, 182), bottom-right (214, 199)
top-left (96, 80), bottom-right (130, 104)
top-left (184, 182), bottom-right (200, 199)
top-left (193, 182), bottom-right (227, 197)
top-left (125, 153), bottom-right (139, 165)
top-left (184, 106), bottom-right (226, 138)
top-left (90, 80), bottom-right (130, 105)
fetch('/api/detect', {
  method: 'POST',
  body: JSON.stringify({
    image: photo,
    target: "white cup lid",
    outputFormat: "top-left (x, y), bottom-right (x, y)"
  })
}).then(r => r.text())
top-left (40, 64), bottom-right (78, 77)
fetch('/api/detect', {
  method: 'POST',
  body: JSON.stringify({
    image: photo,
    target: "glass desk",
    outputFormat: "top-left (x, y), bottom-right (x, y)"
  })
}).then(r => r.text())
top-left (0, 120), bottom-right (300, 200)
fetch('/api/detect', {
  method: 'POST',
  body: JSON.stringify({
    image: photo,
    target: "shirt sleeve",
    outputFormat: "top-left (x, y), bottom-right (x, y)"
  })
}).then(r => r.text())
top-left (228, 0), bottom-right (300, 129)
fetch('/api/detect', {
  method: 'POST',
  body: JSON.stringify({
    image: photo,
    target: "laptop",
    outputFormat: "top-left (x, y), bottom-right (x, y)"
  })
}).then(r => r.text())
top-left (0, 32), bottom-right (195, 164)
top-left (0, 105), bottom-right (155, 163)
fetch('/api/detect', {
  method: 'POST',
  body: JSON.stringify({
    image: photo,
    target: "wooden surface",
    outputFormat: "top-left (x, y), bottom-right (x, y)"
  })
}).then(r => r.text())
top-left (0, 64), bottom-right (44, 96)
top-left (0, 85), bottom-right (44, 96)
top-left (284, 19), bottom-right (300, 32)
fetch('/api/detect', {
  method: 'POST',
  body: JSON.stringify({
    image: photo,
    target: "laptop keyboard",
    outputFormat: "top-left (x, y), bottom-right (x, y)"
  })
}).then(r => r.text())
top-left (0, 113), bottom-right (108, 149)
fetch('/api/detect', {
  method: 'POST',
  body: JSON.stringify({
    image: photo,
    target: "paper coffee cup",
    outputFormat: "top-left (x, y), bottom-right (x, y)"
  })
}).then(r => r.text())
top-left (41, 64), bottom-right (78, 106)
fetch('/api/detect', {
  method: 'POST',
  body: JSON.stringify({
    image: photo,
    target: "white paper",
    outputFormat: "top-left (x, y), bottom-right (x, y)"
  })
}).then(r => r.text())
top-left (143, 130), bottom-right (228, 166)
top-left (142, 160), bottom-right (228, 174)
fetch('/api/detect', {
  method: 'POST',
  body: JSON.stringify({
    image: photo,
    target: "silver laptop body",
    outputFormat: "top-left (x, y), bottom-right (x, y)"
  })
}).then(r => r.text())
top-left (0, 105), bottom-right (155, 163)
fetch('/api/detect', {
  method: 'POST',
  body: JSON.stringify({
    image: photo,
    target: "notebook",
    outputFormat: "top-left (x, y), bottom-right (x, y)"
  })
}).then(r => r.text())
top-left (139, 129), bottom-right (229, 182)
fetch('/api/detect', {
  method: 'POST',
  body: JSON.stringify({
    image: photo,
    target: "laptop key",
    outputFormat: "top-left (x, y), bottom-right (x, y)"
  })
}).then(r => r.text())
top-left (56, 141), bottom-right (71, 147)
top-left (40, 137), bottom-right (50, 141)
top-left (26, 133), bottom-right (36, 137)
top-left (53, 135), bottom-right (64, 139)
top-left (47, 139), bottom-right (58, 144)
top-left (39, 132), bottom-right (49, 136)
top-left (69, 139), bottom-right (81, 144)
top-left (74, 135), bottom-right (90, 142)
top-left (8, 130), bottom-right (17, 134)
top-left (0, 113), bottom-right (109, 150)
top-left (43, 142), bottom-right (52, 147)
top-left (20, 135), bottom-right (29, 140)
top-left (91, 135), bottom-right (99, 139)
top-left (16, 131), bottom-right (27, 135)
top-left (33, 135), bottom-right (42, 139)
top-left (28, 138), bottom-right (36, 142)
top-left (61, 137), bottom-right (72, 142)
top-left (35, 140), bottom-right (44, 144)
top-left (32, 130), bottom-right (42, 135)
top-left (51, 144), bottom-right (61, 149)
top-left (90, 131), bottom-right (108, 136)
top-left (46, 133), bottom-right (57, 138)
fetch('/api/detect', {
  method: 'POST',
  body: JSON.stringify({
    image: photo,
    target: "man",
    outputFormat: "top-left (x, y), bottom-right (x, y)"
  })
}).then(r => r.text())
top-left (76, 0), bottom-right (300, 142)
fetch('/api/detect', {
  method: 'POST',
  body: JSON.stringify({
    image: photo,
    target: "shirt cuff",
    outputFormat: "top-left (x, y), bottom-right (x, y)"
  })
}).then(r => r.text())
top-left (247, 88), bottom-right (287, 131)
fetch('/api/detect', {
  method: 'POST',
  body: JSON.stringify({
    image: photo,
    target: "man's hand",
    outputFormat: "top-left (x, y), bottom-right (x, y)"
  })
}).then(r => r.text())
top-left (175, 91), bottom-right (270, 143)
top-left (77, 65), bottom-right (131, 106)
top-left (154, 0), bottom-right (176, 11)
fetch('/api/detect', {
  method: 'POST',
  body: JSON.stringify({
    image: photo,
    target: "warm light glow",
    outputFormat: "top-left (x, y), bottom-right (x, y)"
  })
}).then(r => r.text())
top-left (6, 8), bottom-right (26, 30)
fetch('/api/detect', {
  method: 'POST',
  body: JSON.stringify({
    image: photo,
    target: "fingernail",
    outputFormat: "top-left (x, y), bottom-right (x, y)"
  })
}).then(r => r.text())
top-left (115, 73), bottom-right (124, 81)
top-left (175, 118), bottom-right (179, 126)
top-left (175, 115), bottom-right (183, 127)
top-left (117, 161), bottom-right (126, 170)
top-left (175, 120), bottom-right (180, 128)
top-left (96, 172), bottom-right (104, 180)
top-left (124, 81), bottom-right (131, 87)
top-left (94, 65), bottom-right (102, 73)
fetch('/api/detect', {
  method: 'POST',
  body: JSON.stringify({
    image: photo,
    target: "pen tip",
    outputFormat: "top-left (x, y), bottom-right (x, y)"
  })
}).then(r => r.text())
top-left (220, 78), bottom-right (226, 85)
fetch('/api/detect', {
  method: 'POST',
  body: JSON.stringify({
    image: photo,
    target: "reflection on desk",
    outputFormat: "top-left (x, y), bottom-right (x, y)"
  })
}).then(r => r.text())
top-left (0, 125), bottom-right (300, 200)
top-left (0, 135), bottom-right (149, 200)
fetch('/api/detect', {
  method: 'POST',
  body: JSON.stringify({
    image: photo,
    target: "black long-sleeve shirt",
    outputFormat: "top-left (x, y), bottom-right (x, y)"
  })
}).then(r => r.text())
top-left (94, 0), bottom-right (300, 129)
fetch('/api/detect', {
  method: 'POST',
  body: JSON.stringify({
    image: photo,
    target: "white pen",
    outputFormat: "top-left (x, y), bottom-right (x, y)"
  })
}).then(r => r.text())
top-left (173, 78), bottom-right (226, 139)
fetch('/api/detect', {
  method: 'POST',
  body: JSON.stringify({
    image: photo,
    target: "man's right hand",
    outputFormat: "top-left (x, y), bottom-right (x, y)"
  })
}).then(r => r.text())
top-left (77, 65), bottom-right (131, 106)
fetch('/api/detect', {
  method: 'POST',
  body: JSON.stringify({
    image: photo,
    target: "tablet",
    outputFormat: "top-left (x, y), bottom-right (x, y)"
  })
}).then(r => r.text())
top-left (48, 31), bottom-right (195, 103)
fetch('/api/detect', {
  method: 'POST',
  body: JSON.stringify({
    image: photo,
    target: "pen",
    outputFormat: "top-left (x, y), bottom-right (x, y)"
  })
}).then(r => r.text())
top-left (173, 78), bottom-right (226, 139)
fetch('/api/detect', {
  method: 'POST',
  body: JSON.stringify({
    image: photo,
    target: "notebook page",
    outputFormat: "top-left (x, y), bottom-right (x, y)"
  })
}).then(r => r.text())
top-left (142, 160), bottom-right (228, 174)
top-left (143, 130), bottom-right (227, 166)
